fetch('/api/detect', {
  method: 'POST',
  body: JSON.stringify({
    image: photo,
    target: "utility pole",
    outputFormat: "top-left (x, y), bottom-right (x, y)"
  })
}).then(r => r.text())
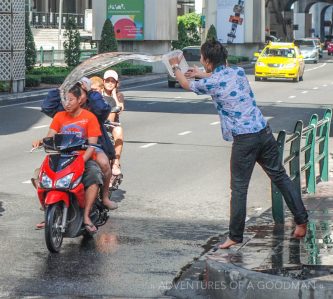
top-left (58, 0), bottom-right (63, 50)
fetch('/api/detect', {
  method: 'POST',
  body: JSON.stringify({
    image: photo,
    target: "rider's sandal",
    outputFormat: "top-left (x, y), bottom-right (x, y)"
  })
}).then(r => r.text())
top-left (84, 223), bottom-right (97, 234)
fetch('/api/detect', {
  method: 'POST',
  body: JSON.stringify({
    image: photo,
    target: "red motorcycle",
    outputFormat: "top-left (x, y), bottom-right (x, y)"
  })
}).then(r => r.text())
top-left (35, 134), bottom-right (109, 253)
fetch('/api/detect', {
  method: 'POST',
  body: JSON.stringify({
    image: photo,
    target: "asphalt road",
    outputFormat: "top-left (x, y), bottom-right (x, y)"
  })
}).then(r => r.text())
top-left (0, 54), bottom-right (332, 298)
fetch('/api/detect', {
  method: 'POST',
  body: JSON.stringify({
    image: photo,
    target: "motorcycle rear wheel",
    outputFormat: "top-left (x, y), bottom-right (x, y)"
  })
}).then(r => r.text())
top-left (45, 202), bottom-right (64, 253)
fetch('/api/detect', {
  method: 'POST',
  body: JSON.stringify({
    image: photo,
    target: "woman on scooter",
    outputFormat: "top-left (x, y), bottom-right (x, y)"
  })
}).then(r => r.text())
top-left (33, 85), bottom-right (105, 233)
top-left (101, 70), bottom-right (125, 176)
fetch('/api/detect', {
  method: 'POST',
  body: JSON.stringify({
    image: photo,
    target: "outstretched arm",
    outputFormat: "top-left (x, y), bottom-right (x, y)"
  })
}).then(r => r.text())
top-left (169, 56), bottom-right (191, 91)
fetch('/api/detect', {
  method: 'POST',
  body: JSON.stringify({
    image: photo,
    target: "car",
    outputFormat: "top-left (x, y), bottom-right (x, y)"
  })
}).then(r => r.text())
top-left (168, 46), bottom-right (202, 88)
top-left (324, 35), bottom-right (333, 49)
top-left (254, 42), bottom-right (305, 82)
top-left (294, 38), bottom-right (322, 59)
top-left (327, 42), bottom-right (333, 55)
top-left (294, 39), bottom-right (319, 63)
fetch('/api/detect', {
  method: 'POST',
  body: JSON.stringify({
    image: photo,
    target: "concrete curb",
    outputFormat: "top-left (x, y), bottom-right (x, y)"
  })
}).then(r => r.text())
top-left (0, 73), bottom-right (167, 105)
top-left (205, 258), bottom-right (331, 299)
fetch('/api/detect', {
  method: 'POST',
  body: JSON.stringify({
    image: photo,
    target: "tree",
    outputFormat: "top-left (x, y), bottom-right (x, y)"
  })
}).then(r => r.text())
top-left (171, 20), bottom-right (190, 50)
top-left (178, 12), bottom-right (201, 45)
top-left (206, 24), bottom-right (217, 42)
top-left (63, 18), bottom-right (81, 67)
top-left (25, 17), bottom-right (36, 71)
top-left (99, 19), bottom-right (118, 53)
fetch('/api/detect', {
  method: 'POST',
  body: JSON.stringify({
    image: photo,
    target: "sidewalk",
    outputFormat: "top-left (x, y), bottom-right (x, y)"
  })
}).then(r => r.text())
top-left (0, 73), bottom-right (167, 105)
top-left (167, 149), bottom-right (333, 298)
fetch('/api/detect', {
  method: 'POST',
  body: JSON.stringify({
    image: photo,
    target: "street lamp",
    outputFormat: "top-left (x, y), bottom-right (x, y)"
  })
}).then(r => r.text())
top-left (58, 0), bottom-right (63, 50)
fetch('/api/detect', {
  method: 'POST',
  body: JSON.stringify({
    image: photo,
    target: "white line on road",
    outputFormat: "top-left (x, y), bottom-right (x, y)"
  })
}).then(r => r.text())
top-left (147, 101), bottom-right (158, 105)
top-left (288, 96), bottom-right (296, 99)
top-left (140, 143), bottom-right (157, 148)
top-left (322, 84), bottom-right (328, 87)
top-left (210, 121), bottom-right (220, 125)
top-left (301, 91), bottom-right (308, 94)
top-left (304, 63), bottom-right (327, 72)
top-left (178, 131), bottom-right (192, 136)
top-left (22, 180), bottom-right (32, 184)
top-left (276, 100), bottom-right (284, 103)
top-left (33, 125), bottom-right (49, 129)
top-left (24, 106), bottom-right (41, 110)
top-left (313, 87), bottom-right (319, 90)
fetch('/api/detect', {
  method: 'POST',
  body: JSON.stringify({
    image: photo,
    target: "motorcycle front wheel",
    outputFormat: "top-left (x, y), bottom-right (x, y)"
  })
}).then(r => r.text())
top-left (45, 202), bottom-right (64, 253)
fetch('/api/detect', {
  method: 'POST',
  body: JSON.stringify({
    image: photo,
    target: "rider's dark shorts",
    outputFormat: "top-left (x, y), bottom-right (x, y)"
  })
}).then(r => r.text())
top-left (82, 160), bottom-right (103, 189)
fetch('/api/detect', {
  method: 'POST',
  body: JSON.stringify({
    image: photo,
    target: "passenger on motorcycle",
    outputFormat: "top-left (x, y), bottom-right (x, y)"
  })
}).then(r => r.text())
top-left (101, 70), bottom-right (124, 176)
top-left (33, 85), bottom-right (105, 233)
top-left (40, 78), bottom-right (118, 210)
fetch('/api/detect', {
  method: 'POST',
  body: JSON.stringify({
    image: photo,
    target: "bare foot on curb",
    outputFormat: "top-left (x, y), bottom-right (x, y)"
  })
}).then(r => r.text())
top-left (293, 223), bottom-right (307, 238)
top-left (218, 238), bottom-right (239, 249)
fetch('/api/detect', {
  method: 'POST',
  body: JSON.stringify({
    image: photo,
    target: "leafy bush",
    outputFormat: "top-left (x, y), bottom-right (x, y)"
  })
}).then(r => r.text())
top-left (28, 66), bottom-right (72, 76)
top-left (99, 19), bottom-right (118, 53)
top-left (206, 24), bottom-right (217, 42)
top-left (172, 20), bottom-right (189, 50)
top-left (25, 18), bottom-right (37, 71)
top-left (0, 81), bottom-right (10, 92)
top-left (26, 75), bottom-right (41, 87)
top-left (41, 74), bottom-right (67, 84)
top-left (120, 66), bottom-right (146, 76)
top-left (63, 18), bottom-right (81, 67)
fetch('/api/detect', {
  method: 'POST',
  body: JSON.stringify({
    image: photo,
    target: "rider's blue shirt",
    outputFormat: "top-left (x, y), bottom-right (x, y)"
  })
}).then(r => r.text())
top-left (190, 65), bottom-right (267, 141)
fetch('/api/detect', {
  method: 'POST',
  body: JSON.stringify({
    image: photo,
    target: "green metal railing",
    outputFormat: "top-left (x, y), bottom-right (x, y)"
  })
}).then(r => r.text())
top-left (271, 109), bottom-right (332, 223)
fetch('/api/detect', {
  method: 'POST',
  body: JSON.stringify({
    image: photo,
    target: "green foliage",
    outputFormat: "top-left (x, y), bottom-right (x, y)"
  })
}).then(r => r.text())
top-left (178, 12), bottom-right (201, 45)
top-left (27, 66), bottom-right (72, 76)
top-left (206, 24), bottom-right (217, 42)
top-left (63, 18), bottom-right (81, 67)
top-left (25, 75), bottom-right (41, 87)
top-left (99, 19), bottom-right (118, 53)
top-left (25, 18), bottom-right (37, 71)
top-left (227, 55), bottom-right (249, 65)
top-left (0, 81), bottom-right (10, 92)
top-left (41, 74), bottom-right (68, 84)
top-left (171, 20), bottom-right (189, 50)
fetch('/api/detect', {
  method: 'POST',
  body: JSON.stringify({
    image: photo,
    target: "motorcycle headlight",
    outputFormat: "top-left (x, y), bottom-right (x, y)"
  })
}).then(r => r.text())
top-left (256, 61), bottom-right (266, 67)
top-left (40, 173), bottom-right (52, 189)
top-left (71, 175), bottom-right (82, 189)
top-left (55, 173), bottom-right (74, 189)
top-left (285, 63), bottom-right (296, 69)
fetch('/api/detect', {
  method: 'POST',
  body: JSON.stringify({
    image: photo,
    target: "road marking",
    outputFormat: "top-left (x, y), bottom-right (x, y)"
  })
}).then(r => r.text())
top-left (276, 100), bottom-right (283, 103)
top-left (147, 101), bottom-right (158, 105)
top-left (210, 121), bottom-right (220, 125)
top-left (322, 84), bottom-right (328, 87)
top-left (33, 125), bottom-right (48, 129)
top-left (140, 143), bottom-right (157, 148)
top-left (175, 96), bottom-right (182, 99)
top-left (301, 91), bottom-right (308, 94)
top-left (313, 87), bottom-right (319, 90)
top-left (24, 106), bottom-right (41, 110)
top-left (178, 131), bottom-right (192, 136)
top-left (304, 63), bottom-right (327, 72)
top-left (288, 96), bottom-right (296, 99)
top-left (22, 180), bottom-right (32, 184)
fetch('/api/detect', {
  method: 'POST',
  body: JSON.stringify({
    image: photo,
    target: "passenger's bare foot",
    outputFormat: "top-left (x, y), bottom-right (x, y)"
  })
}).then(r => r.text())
top-left (218, 238), bottom-right (239, 249)
top-left (102, 199), bottom-right (118, 210)
top-left (293, 223), bottom-right (307, 238)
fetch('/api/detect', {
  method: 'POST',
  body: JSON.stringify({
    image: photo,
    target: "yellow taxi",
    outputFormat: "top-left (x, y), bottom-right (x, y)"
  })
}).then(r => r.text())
top-left (254, 42), bottom-right (305, 82)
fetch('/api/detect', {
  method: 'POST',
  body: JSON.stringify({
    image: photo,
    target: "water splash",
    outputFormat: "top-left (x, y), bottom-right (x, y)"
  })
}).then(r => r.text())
top-left (59, 52), bottom-right (163, 102)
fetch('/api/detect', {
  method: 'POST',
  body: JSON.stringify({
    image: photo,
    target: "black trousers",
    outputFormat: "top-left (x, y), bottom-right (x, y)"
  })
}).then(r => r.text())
top-left (229, 125), bottom-right (308, 243)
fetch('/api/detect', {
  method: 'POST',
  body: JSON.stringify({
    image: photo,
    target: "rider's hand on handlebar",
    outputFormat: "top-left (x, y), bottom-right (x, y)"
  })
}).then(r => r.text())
top-left (32, 139), bottom-right (42, 148)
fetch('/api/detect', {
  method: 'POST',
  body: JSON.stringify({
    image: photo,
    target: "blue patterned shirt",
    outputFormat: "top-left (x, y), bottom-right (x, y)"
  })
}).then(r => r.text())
top-left (190, 65), bottom-right (267, 141)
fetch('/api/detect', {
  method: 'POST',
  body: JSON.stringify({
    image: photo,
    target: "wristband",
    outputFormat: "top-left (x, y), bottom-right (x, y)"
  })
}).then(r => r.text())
top-left (172, 64), bottom-right (181, 73)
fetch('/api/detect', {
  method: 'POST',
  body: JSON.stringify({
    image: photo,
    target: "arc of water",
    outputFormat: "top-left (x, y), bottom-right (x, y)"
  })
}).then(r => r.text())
top-left (59, 52), bottom-right (164, 102)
